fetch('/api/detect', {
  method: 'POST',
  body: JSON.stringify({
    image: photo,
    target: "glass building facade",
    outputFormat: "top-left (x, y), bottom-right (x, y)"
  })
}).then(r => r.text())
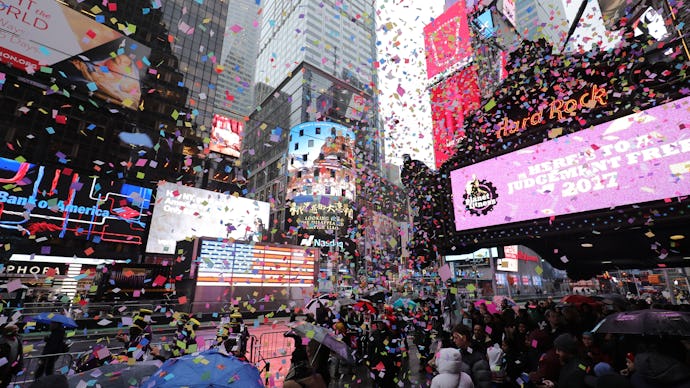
top-left (0, 0), bottom-right (230, 259)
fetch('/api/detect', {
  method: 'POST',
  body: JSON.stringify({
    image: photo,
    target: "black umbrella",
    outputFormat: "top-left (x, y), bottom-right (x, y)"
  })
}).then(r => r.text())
top-left (287, 321), bottom-right (356, 365)
top-left (592, 309), bottom-right (690, 336)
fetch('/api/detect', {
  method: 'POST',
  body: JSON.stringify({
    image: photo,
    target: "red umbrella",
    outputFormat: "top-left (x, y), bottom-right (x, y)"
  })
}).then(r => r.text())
top-left (560, 294), bottom-right (600, 306)
top-left (353, 299), bottom-right (376, 313)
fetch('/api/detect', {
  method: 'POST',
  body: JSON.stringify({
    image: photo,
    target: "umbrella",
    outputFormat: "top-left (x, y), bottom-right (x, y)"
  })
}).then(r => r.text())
top-left (32, 312), bottom-right (78, 328)
top-left (592, 293), bottom-right (628, 306)
top-left (592, 309), bottom-right (690, 336)
top-left (392, 298), bottom-right (418, 310)
top-left (68, 361), bottom-right (162, 388)
top-left (144, 349), bottom-right (263, 387)
top-left (492, 295), bottom-right (516, 307)
top-left (304, 295), bottom-right (337, 316)
top-left (353, 299), bottom-right (376, 313)
top-left (287, 321), bottom-right (356, 365)
top-left (474, 300), bottom-right (499, 314)
top-left (560, 294), bottom-right (600, 306)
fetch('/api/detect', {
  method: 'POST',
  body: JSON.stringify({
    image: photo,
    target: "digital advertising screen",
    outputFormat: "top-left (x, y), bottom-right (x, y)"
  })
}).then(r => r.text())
top-left (450, 96), bottom-right (690, 232)
top-left (0, 157), bottom-right (152, 245)
top-left (0, 1), bottom-right (150, 109)
top-left (424, 0), bottom-right (473, 79)
top-left (209, 114), bottom-right (243, 158)
top-left (145, 182), bottom-right (270, 254)
top-left (287, 122), bottom-right (356, 201)
top-left (431, 67), bottom-right (481, 168)
top-left (194, 239), bottom-right (316, 288)
top-left (286, 195), bottom-right (355, 237)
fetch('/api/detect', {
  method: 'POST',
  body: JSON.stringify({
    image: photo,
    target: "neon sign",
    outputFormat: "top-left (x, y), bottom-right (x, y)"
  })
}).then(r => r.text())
top-left (494, 85), bottom-right (608, 140)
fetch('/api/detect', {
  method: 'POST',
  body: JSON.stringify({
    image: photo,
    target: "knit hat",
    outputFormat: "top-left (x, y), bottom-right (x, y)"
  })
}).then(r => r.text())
top-left (554, 333), bottom-right (578, 354)
top-left (625, 352), bottom-right (635, 363)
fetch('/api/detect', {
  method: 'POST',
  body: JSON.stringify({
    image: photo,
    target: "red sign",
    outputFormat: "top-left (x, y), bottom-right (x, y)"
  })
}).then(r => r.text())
top-left (424, 0), bottom-right (473, 79)
top-left (430, 67), bottom-right (481, 168)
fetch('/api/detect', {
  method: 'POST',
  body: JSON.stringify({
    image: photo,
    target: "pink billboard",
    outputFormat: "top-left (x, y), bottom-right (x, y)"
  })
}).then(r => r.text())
top-left (424, 0), bottom-right (472, 79)
top-left (451, 96), bottom-right (690, 232)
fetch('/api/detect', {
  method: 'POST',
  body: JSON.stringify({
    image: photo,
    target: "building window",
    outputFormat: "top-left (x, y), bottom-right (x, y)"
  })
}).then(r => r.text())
top-left (299, 129), bottom-right (304, 136)
top-left (303, 154), bottom-right (308, 161)
top-left (330, 170), bottom-right (336, 178)
top-left (331, 127), bottom-right (336, 136)
top-left (315, 127), bottom-right (321, 134)
top-left (308, 139), bottom-right (314, 147)
top-left (294, 143), bottom-right (299, 150)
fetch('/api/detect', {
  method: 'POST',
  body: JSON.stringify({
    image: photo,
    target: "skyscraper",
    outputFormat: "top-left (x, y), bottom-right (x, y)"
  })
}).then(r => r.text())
top-left (244, 0), bottom-right (406, 278)
top-left (215, 0), bottom-right (262, 119)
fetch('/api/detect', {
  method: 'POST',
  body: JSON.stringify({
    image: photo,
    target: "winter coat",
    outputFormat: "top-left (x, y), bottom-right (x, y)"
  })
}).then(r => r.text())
top-left (431, 348), bottom-right (475, 388)
top-left (557, 357), bottom-right (589, 388)
top-left (460, 347), bottom-right (492, 388)
top-left (630, 352), bottom-right (690, 388)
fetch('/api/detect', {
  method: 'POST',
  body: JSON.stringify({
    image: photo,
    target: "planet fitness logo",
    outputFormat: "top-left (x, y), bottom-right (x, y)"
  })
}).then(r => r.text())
top-left (462, 175), bottom-right (498, 216)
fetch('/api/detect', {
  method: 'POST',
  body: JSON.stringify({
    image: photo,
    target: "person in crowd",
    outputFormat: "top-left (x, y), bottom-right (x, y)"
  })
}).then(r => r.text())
top-left (628, 347), bottom-right (690, 387)
top-left (116, 313), bottom-right (152, 361)
top-left (487, 343), bottom-right (507, 386)
top-left (431, 348), bottom-right (475, 388)
top-left (35, 321), bottom-right (66, 379)
top-left (527, 329), bottom-right (561, 385)
top-left (472, 323), bottom-right (493, 355)
top-left (367, 319), bottom-right (398, 387)
top-left (452, 324), bottom-right (492, 388)
top-left (0, 324), bottom-right (23, 388)
top-left (541, 333), bottom-right (589, 388)
top-left (283, 330), bottom-right (329, 388)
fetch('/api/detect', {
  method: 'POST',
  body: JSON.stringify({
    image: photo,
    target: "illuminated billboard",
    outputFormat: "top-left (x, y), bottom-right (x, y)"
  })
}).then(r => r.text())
top-left (145, 182), bottom-right (270, 254)
top-left (0, 157), bottom-right (151, 245)
top-left (431, 67), bottom-right (481, 168)
top-left (450, 96), bottom-right (690, 232)
top-left (424, 0), bottom-right (472, 79)
top-left (287, 122), bottom-right (356, 201)
top-left (286, 196), bottom-right (355, 237)
top-left (195, 239), bottom-right (316, 288)
top-left (209, 114), bottom-right (242, 158)
top-left (0, 2), bottom-right (150, 109)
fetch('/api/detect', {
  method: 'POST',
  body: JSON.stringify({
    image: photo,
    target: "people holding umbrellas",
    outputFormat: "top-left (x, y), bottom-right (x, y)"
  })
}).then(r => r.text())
top-left (283, 330), bottom-right (329, 388)
top-left (34, 321), bottom-right (66, 379)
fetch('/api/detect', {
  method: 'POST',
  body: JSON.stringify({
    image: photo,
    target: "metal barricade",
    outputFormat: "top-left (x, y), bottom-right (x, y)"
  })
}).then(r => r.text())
top-left (9, 352), bottom-right (74, 387)
top-left (254, 330), bottom-right (294, 362)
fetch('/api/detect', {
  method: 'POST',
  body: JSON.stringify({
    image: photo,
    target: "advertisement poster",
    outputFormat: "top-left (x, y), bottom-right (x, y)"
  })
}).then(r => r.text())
top-left (209, 114), bottom-right (243, 158)
top-left (287, 122), bottom-right (356, 201)
top-left (286, 196), bottom-right (355, 237)
top-left (423, 0), bottom-right (472, 79)
top-left (0, 157), bottom-right (152, 245)
top-left (145, 182), bottom-right (270, 254)
top-left (451, 96), bottom-right (690, 232)
top-left (0, 1), bottom-right (150, 109)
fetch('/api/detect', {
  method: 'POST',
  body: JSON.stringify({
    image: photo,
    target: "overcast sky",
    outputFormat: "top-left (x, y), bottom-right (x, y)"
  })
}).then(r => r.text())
top-left (376, 0), bottom-right (442, 168)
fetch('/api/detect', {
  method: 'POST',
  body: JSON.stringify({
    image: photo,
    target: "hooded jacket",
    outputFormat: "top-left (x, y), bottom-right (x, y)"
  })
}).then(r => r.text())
top-left (431, 348), bottom-right (475, 388)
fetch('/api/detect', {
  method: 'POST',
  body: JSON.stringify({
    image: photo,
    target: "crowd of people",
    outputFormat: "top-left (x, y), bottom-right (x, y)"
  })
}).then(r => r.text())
top-left (284, 291), bottom-right (690, 388)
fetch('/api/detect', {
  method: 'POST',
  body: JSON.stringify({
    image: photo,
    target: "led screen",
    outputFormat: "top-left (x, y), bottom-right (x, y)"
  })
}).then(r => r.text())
top-left (0, 1), bottom-right (150, 109)
top-left (0, 157), bottom-right (151, 245)
top-left (287, 122), bottom-right (356, 201)
top-left (451, 96), bottom-right (690, 231)
top-left (286, 196), bottom-right (355, 237)
top-left (195, 239), bottom-right (316, 288)
top-left (424, 0), bottom-right (472, 79)
top-left (430, 67), bottom-right (481, 168)
top-left (209, 114), bottom-right (242, 158)
top-left (145, 182), bottom-right (270, 254)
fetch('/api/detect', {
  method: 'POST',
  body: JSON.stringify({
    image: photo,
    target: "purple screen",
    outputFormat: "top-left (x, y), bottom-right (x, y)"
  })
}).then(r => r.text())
top-left (451, 96), bottom-right (690, 231)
